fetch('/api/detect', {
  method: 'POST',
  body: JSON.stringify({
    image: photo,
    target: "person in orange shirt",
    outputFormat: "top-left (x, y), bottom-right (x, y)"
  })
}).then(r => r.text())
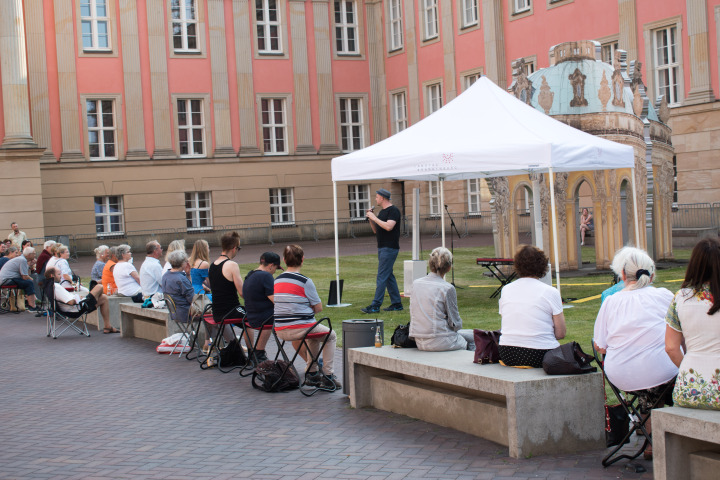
top-left (101, 246), bottom-right (119, 294)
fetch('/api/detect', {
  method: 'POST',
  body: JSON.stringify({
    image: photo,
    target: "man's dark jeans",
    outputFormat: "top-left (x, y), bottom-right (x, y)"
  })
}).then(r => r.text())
top-left (371, 247), bottom-right (401, 307)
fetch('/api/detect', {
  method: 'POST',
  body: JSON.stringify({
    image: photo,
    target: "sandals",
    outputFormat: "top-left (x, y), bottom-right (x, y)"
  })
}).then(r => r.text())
top-left (103, 327), bottom-right (120, 334)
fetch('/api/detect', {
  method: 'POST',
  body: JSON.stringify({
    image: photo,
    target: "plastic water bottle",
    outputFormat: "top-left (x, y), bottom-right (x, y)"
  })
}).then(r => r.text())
top-left (375, 329), bottom-right (382, 348)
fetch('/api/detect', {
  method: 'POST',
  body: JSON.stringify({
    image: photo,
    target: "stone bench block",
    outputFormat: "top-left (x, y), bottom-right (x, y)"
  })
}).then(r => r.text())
top-left (107, 295), bottom-right (134, 330)
top-left (120, 303), bottom-right (175, 343)
top-left (348, 346), bottom-right (605, 459)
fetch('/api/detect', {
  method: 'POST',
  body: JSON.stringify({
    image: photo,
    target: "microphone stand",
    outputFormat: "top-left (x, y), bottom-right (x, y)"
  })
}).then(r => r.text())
top-left (444, 204), bottom-right (463, 289)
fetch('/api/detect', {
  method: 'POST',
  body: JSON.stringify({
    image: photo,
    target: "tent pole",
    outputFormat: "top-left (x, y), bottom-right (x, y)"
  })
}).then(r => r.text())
top-left (630, 167), bottom-right (640, 247)
top-left (548, 167), bottom-right (562, 297)
top-left (440, 178), bottom-right (446, 248)
top-left (332, 181), bottom-right (342, 306)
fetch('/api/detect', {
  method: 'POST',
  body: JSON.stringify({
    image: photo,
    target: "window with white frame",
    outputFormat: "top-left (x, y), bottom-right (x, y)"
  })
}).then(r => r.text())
top-left (80, 0), bottom-right (111, 50)
top-left (462, 0), bottom-right (479, 28)
top-left (653, 26), bottom-right (680, 105)
top-left (87, 99), bottom-right (116, 160)
top-left (171, 0), bottom-right (199, 52)
top-left (423, 0), bottom-right (439, 40)
top-left (261, 98), bottom-right (287, 154)
top-left (256, 0), bottom-right (282, 54)
top-left (389, 0), bottom-right (403, 51)
top-left (463, 73), bottom-right (481, 90)
top-left (94, 196), bottom-right (124, 236)
top-left (339, 98), bottom-right (364, 152)
top-left (467, 179), bottom-right (482, 215)
top-left (269, 188), bottom-right (295, 225)
top-left (391, 92), bottom-right (408, 134)
top-left (185, 192), bottom-right (212, 231)
top-left (335, 1), bottom-right (358, 55)
top-left (428, 181), bottom-right (440, 217)
top-left (348, 184), bottom-right (371, 220)
top-left (177, 99), bottom-right (205, 157)
top-left (522, 59), bottom-right (536, 76)
top-left (514, 0), bottom-right (531, 13)
top-left (601, 40), bottom-right (618, 65)
top-left (426, 83), bottom-right (442, 115)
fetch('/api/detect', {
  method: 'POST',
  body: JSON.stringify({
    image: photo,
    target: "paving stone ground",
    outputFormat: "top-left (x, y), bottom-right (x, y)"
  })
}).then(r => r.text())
top-left (0, 310), bottom-right (654, 480)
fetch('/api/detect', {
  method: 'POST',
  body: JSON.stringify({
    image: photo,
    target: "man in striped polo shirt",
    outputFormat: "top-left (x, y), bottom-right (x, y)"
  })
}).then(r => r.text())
top-left (274, 244), bottom-right (341, 390)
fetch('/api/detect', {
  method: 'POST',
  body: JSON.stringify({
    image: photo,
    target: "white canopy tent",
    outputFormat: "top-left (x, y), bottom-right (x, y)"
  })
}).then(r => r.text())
top-left (330, 76), bottom-right (637, 301)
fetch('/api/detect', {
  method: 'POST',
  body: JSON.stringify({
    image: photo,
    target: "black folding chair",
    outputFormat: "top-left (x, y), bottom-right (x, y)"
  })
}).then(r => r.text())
top-left (238, 314), bottom-right (275, 377)
top-left (197, 304), bottom-right (247, 372)
top-left (592, 342), bottom-right (674, 467)
top-left (44, 280), bottom-right (90, 339)
top-left (0, 279), bottom-right (21, 314)
top-left (163, 294), bottom-right (202, 358)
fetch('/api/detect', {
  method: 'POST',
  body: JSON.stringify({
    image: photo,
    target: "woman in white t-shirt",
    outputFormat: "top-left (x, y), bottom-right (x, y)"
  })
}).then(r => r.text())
top-left (112, 244), bottom-right (143, 302)
top-left (499, 245), bottom-right (566, 368)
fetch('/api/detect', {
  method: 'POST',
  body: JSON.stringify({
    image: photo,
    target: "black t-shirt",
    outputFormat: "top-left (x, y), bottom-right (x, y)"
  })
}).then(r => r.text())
top-left (376, 205), bottom-right (401, 249)
top-left (242, 269), bottom-right (275, 327)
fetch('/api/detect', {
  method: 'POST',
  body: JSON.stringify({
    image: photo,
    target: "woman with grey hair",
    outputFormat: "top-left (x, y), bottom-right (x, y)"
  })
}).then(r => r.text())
top-left (91, 245), bottom-right (110, 285)
top-left (161, 250), bottom-right (195, 324)
top-left (594, 247), bottom-right (678, 458)
top-left (112, 244), bottom-right (142, 302)
top-left (409, 247), bottom-right (474, 351)
top-left (600, 246), bottom-right (634, 304)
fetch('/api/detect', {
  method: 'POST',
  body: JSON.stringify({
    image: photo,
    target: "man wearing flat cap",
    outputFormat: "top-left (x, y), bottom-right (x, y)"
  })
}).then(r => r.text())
top-left (362, 188), bottom-right (403, 313)
top-left (242, 252), bottom-right (283, 362)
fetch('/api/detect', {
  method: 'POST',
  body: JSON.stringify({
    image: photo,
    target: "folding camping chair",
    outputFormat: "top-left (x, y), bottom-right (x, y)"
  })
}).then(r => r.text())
top-left (592, 342), bottom-right (674, 467)
top-left (274, 317), bottom-right (338, 396)
top-left (0, 279), bottom-right (20, 313)
top-left (238, 313), bottom-right (275, 377)
top-left (197, 304), bottom-right (248, 373)
top-left (44, 280), bottom-right (90, 339)
top-left (164, 294), bottom-right (203, 358)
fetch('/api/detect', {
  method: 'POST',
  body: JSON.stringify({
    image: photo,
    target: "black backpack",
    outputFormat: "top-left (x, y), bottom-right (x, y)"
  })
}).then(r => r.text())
top-left (251, 360), bottom-right (300, 392)
top-left (218, 338), bottom-right (247, 367)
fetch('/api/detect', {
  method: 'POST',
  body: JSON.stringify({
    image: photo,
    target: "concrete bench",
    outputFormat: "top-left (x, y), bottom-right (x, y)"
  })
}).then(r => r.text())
top-left (347, 347), bottom-right (605, 459)
top-left (120, 303), bottom-right (181, 342)
top-left (653, 407), bottom-right (720, 480)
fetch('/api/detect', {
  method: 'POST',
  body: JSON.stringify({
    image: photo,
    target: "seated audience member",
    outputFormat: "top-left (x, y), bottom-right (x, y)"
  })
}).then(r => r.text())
top-left (0, 242), bottom-right (7, 257)
top-left (208, 232), bottom-right (244, 331)
top-left (0, 246), bottom-right (40, 311)
top-left (46, 267), bottom-right (118, 333)
top-left (665, 237), bottom-right (720, 410)
top-left (498, 245), bottom-right (566, 368)
top-left (112, 244), bottom-right (143, 303)
top-left (21, 240), bottom-right (33, 250)
top-left (274, 245), bottom-right (341, 390)
top-left (90, 245), bottom-right (109, 288)
top-left (45, 243), bottom-right (62, 272)
top-left (594, 247), bottom-right (678, 458)
top-left (55, 245), bottom-right (78, 288)
top-left (189, 239), bottom-right (212, 298)
top-left (243, 252), bottom-right (283, 362)
top-left (163, 239), bottom-right (186, 275)
top-left (579, 208), bottom-right (594, 246)
top-left (36, 240), bottom-right (56, 275)
top-left (101, 246), bottom-right (119, 294)
top-left (0, 246), bottom-right (19, 271)
top-left (409, 247), bottom-right (475, 351)
top-left (140, 240), bottom-right (164, 298)
top-left (161, 250), bottom-right (195, 325)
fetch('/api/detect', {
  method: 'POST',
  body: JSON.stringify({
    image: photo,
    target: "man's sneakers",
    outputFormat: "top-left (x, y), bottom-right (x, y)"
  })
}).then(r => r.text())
top-left (361, 305), bottom-right (380, 314)
top-left (304, 371), bottom-right (342, 390)
top-left (304, 371), bottom-right (322, 387)
top-left (383, 303), bottom-right (404, 311)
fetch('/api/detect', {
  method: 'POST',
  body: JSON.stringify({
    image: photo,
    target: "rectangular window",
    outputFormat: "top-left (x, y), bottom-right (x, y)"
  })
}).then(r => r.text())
top-left (86, 99), bottom-right (116, 160)
top-left (391, 92), bottom-right (408, 134)
top-left (185, 192), bottom-right (213, 231)
top-left (339, 98), bottom-right (364, 152)
top-left (523, 60), bottom-right (536, 76)
top-left (80, 0), bottom-right (111, 50)
top-left (429, 181), bottom-right (440, 217)
top-left (94, 196), bottom-right (124, 236)
top-left (171, 0), bottom-right (199, 52)
top-left (423, 0), bottom-right (439, 40)
top-left (348, 184), bottom-right (370, 220)
top-left (653, 26), bottom-right (679, 105)
top-left (389, 0), bottom-right (403, 51)
top-left (426, 83), bottom-right (442, 115)
top-left (463, 73), bottom-right (481, 90)
top-left (177, 99), bottom-right (205, 157)
top-left (256, 0), bottom-right (282, 54)
top-left (269, 188), bottom-right (295, 225)
top-left (601, 41), bottom-right (618, 65)
top-left (462, 0), bottom-right (479, 28)
top-left (514, 0), bottom-right (531, 13)
top-left (467, 179), bottom-right (482, 215)
top-left (261, 98), bottom-right (287, 154)
top-left (335, 1), bottom-right (358, 55)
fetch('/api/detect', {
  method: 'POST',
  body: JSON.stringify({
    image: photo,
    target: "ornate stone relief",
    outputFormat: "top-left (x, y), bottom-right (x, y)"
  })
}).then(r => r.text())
top-left (598, 71), bottom-right (611, 112)
top-left (510, 58), bottom-right (533, 105)
top-left (612, 50), bottom-right (628, 108)
top-left (655, 95), bottom-right (670, 124)
top-left (489, 176), bottom-right (511, 238)
top-left (593, 170), bottom-right (608, 230)
top-left (538, 76), bottom-right (554, 114)
top-left (553, 172), bottom-right (569, 228)
top-left (568, 68), bottom-right (588, 107)
top-left (608, 170), bottom-right (619, 234)
top-left (629, 60), bottom-right (649, 118)
top-left (530, 173), bottom-right (550, 226)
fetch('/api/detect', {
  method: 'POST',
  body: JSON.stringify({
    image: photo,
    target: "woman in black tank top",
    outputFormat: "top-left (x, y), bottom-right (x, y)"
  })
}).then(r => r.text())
top-left (208, 232), bottom-right (244, 323)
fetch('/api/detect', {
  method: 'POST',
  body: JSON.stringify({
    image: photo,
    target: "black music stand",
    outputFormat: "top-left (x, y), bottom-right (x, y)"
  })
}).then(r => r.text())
top-left (444, 204), bottom-right (463, 289)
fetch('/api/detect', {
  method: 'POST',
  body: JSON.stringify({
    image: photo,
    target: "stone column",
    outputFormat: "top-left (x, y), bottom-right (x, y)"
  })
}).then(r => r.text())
top-left (618, 0), bottom-right (639, 63)
top-left (366, 0), bottom-right (387, 143)
top-left (23, 0), bottom-right (53, 157)
top-left (146, 1), bottom-right (176, 159)
top-left (482, 0), bottom-right (506, 89)
top-left (684, 0), bottom-right (715, 104)
top-left (207, 0), bottom-right (235, 157)
top-left (440, 0), bottom-right (457, 102)
top-left (289, 0), bottom-right (315, 154)
top-left (119, 0), bottom-right (149, 160)
top-left (313, 0), bottom-right (340, 154)
top-left (233, 0), bottom-right (260, 156)
top-left (404, 0), bottom-right (420, 123)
